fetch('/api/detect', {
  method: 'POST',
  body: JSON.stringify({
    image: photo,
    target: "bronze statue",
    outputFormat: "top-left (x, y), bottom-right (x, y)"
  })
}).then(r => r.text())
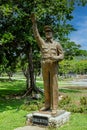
top-left (31, 13), bottom-right (64, 115)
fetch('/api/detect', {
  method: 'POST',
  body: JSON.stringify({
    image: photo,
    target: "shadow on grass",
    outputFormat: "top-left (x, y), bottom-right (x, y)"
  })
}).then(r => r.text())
top-left (0, 98), bottom-right (25, 112)
top-left (0, 79), bottom-right (13, 82)
top-left (0, 79), bottom-right (27, 112)
top-left (0, 78), bottom-right (25, 82)
top-left (0, 90), bottom-right (26, 113)
top-left (0, 89), bottom-right (25, 98)
top-left (0, 79), bottom-right (43, 113)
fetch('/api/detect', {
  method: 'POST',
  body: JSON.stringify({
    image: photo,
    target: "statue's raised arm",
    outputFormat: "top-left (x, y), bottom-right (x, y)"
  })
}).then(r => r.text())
top-left (31, 13), bottom-right (44, 48)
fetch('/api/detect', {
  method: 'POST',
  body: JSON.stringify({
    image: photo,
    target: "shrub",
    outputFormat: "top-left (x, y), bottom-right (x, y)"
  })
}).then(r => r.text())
top-left (59, 95), bottom-right (71, 107)
top-left (80, 97), bottom-right (87, 105)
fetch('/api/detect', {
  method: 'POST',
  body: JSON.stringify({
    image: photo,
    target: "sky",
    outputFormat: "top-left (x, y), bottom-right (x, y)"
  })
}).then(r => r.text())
top-left (69, 5), bottom-right (87, 50)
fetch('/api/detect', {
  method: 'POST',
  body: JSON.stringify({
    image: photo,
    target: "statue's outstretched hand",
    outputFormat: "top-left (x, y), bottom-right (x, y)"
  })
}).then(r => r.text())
top-left (31, 13), bottom-right (36, 23)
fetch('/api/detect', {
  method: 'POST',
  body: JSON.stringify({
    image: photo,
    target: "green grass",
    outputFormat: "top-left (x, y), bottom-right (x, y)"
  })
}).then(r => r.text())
top-left (0, 78), bottom-right (87, 130)
top-left (0, 109), bottom-right (28, 130)
top-left (58, 113), bottom-right (87, 130)
top-left (0, 79), bottom-right (26, 97)
top-left (0, 79), bottom-right (27, 130)
top-left (0, 98), bottom-right (28, 130)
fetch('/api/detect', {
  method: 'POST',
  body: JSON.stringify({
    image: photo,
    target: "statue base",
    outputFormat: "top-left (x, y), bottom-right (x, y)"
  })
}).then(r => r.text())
top-left (26, 110), bottom-right (71, 128)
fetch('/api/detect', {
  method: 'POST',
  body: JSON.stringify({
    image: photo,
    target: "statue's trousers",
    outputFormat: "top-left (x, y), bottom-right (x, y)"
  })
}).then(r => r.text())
top-left (42, 60), bottom-right (58, 110)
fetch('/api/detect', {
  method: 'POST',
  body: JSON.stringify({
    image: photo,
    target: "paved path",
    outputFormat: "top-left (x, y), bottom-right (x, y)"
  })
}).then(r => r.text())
top-left (14, 126), bottom-right (47, 130)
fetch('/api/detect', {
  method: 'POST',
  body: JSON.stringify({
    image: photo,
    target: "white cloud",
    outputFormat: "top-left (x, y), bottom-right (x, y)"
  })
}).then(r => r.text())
top-left (69, 16), bottom-right (87, 50)
top-left (77, 16), bottom-right (87, 28)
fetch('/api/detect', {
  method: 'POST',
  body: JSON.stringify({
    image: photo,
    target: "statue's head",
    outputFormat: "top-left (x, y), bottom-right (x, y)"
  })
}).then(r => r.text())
top-left (44, 25), bottom-right (53, 40)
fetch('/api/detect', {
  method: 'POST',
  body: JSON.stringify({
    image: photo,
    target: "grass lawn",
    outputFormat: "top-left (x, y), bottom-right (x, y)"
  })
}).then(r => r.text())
top-left (58, 113), bottom-right (87, 130)
top-left (0, 78), bottom-right (87, 130)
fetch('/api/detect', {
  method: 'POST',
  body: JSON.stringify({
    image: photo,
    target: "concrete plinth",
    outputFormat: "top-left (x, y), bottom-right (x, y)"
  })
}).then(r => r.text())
top-left (26, 110), bottom-right (71, 128)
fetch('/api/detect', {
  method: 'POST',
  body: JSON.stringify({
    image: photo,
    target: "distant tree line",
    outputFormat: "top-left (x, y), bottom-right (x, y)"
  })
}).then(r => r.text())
top-left (59, 59), bottom-right (87, 77)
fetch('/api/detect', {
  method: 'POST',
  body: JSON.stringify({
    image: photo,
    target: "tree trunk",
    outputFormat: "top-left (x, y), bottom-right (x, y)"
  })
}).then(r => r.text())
top-left (28, 44), bottom-right (35, 90)
top-left (22, 44), bottom-right (43, 97)
top-left (26, 73), bottom-right (30, 89)
top-left (7, 71), bottom-right (13, 81)
top-left (22, 67), bottom-right (30, 89)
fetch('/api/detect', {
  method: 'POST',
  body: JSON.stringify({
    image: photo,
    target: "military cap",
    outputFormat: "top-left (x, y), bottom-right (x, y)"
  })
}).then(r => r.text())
top-left (44, 25), bottom-right (53, 32)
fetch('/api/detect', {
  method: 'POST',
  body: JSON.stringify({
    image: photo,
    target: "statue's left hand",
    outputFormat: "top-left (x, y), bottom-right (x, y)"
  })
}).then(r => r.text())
top-left (50, 55), bottom-right (59, 61)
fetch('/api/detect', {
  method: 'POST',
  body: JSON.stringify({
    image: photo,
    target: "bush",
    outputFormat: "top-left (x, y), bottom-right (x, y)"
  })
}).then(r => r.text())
top-left (80, 97), bottom-right (87, 105)
top-left (65, 104), bottom-right (87, 113)
top-left (59, 95), bottom-right (87, 113)
top-left (20, 98), bottom-right (44, 111)
top-left (59, 95), bottom-right (71, 107)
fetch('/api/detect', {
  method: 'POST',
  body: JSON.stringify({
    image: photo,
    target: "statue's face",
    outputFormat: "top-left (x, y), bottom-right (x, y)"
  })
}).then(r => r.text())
top-left (45, 31), bottom-right (53, 39)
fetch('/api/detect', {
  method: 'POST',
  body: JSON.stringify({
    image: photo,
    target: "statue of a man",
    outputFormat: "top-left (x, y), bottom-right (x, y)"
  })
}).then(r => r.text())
top-left (31, 13), bottom-right (64, 115)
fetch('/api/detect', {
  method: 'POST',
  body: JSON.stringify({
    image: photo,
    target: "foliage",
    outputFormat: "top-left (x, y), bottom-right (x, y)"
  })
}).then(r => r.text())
top-left (63, 40), bottom-right (81, 59)
top-left (59, 95), bottom-right (71, 107)
top-left (59, 59), bottom-right (87, 75)
top-left (64, 104), bottom-right (87, 113)
top-left (20, 99), bottom-right (43, 111)
top-left (80, 96), bottom-right (87, 105)
top-left (59, 95), bottom-right (87, 113)
top-left (79, 49), bottom-right (87, 56)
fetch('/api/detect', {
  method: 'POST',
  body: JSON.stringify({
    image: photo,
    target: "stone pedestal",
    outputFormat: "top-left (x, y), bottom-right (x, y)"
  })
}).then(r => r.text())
top-left (26, 110), bottom-right (70, 128)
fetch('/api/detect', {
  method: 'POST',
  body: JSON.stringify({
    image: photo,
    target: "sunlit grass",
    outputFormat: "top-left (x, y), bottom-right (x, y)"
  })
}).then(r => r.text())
top-left (0, 97), bottom-right (28, 130)
top-left (58, 113), bottom-right (87, 130)
top-left (0, 109), bottom-right (28, 130)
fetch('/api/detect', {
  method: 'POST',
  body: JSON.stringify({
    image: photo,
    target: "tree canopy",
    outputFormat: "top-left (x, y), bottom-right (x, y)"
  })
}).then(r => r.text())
top-left (0, 0), bottom-right (87, 94)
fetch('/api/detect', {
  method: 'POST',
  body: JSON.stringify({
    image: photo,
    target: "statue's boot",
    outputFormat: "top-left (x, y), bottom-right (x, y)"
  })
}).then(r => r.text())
top-left (51, 109), bottom-right (57, 116)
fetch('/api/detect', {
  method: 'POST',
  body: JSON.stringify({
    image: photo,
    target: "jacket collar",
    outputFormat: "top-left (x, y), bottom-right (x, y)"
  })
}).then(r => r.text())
top-left (45, 39), bottom-right (53, 43)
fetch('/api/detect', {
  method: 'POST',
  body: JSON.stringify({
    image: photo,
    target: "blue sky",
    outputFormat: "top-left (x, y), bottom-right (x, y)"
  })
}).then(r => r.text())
top-left (69, 5), bottom-right (87, 50)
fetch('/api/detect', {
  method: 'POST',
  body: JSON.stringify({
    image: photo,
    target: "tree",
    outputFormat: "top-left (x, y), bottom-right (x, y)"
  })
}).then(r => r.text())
top-left (59, 59), bottom-right (87, 76)
top-left (62, 40), bottom-right (81, 59)
top-left (79, 50), bottom-right (87, 56)
top-left (0, 42), bottom-right (19, 80)
top-left (0, 0), bottom-right (87, 96)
